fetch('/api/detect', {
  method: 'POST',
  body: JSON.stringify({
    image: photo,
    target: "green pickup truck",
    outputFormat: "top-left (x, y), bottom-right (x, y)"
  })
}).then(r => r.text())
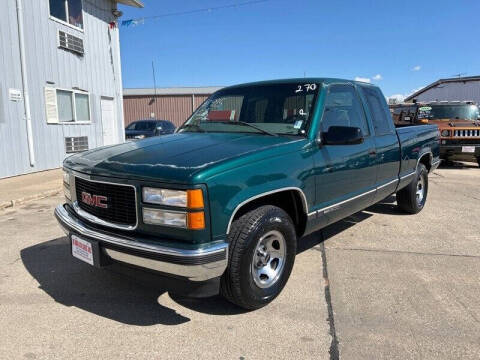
top-left (55, 78), bottom-right (440, 309)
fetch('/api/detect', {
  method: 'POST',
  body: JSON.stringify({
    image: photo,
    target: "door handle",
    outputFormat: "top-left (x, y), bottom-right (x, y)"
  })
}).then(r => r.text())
top-left (368, 150), bottom-right (377, 157)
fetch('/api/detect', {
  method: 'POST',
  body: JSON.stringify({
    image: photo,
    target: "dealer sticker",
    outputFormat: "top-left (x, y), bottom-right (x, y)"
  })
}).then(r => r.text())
top-left (71, 235), bottom-right (94, 265)
top-left (462, 146), bottom-right (475, 153)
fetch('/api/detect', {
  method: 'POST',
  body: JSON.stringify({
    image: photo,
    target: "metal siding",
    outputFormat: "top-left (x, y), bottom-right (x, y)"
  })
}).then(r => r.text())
top-left (412, 80), bottom-right (480, 105)
top-left (123, 93), bottom-right (213, 128)
top-left (0, 0), bottom-right (124, 178)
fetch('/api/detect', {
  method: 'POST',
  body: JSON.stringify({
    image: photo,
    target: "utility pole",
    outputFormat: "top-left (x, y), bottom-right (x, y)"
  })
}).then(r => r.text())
top-left (151, 60), bottom-right (157, 118)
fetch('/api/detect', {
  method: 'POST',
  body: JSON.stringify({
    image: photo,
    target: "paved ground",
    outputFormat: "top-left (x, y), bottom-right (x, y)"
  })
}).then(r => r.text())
top-left (0, 168), bottom-right (62, 209)
top-left (0, 162), bottom-right (479, 359)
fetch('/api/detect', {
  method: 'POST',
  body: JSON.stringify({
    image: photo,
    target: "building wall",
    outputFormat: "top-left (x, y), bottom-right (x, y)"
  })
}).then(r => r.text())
top-left (409, 80), bottom-right (480, 104)
top-left (123, 94), bottom-right (210, 128)
top-left (0, 0), bottom-right (124, 179)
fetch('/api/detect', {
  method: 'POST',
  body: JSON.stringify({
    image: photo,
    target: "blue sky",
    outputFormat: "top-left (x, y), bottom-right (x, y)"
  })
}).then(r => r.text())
top-left (119, 0), bottom-right (480, 98)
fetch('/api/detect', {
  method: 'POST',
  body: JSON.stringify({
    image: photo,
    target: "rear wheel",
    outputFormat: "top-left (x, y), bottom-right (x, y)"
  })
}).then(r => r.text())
top-left (477, 157), bottom-right (480, 168)
top-left (397, 163), bottom-right (428, 214)
top-left (220, 205), bottom-right (296, 310)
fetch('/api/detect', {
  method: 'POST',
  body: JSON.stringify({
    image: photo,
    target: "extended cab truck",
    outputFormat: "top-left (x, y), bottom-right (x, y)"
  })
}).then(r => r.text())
top-left (390, 101), bottom-right (480, 166)
top-left (55, 79), bottom-right (440, 310)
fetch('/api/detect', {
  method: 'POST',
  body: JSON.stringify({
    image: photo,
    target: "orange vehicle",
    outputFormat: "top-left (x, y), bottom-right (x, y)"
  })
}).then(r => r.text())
top-left (390, 101), bottom-right (480, 165)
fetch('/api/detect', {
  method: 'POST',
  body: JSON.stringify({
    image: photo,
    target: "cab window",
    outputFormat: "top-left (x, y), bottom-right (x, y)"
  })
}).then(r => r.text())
top-left (361, 87), bottom-right (393, 135)
top-left (320, 85), bottom-right (370, 136)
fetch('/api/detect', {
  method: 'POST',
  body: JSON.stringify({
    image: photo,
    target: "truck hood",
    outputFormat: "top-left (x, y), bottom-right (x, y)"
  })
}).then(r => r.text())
top-left (64, 132), bottom-right (299, 183)
top-left (432, 119), bottom-right (480, 128)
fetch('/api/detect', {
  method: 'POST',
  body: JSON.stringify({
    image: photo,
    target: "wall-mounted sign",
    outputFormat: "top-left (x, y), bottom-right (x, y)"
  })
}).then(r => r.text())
top-left (9, 88), bottom-right (22, 102)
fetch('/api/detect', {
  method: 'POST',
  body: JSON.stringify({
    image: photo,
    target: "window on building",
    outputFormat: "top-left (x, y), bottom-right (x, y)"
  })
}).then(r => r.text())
top-left (45, 87), bottom-right (90, 124)
top-left (49, 0), bottom-right (83, 29)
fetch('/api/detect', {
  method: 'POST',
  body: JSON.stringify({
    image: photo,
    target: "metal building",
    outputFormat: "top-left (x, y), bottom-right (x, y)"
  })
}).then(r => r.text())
top-left (0, 0), bottom-right (143, 179)
top-left (123, 87), bottom-right (223, 128)
top-left (405, 75), bottom-right (480, 104)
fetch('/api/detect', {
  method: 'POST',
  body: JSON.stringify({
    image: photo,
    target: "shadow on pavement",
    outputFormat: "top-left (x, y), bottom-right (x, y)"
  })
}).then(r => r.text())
top-left (20, 237), bottom-right (190, 326)
top-left (170, 294), bottom-right (250, 315)
top-left (438, 160), bottom-right (478, 170)
top-left (365, 195), bottom-right (408, 216)
top-left (20, 197), bottom-right (405, 321)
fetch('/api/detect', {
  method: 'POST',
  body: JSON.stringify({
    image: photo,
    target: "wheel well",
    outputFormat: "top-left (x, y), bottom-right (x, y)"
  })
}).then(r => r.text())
top-left (419, 153), bottom-right (432, 172)
top-left (231, 190), bottom-right (307, 237)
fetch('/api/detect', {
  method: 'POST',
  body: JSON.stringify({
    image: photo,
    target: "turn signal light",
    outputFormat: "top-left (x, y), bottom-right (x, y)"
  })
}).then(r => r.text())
top-left (188, 212), bottom-right (205, 230)
top-left (187, 189), bottom-right (204, 209)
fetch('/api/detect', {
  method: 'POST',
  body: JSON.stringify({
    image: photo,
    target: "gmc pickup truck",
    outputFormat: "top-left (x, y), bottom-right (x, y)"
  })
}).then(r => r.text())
top-left (55, 78), bottom-right (440, 310)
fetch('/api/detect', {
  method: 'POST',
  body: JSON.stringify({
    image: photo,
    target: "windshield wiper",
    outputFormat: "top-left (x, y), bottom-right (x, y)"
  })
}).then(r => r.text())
top-left (178, 124), bottom-right (206, 133)
top-left (210, 121), bottom-right (277, 137)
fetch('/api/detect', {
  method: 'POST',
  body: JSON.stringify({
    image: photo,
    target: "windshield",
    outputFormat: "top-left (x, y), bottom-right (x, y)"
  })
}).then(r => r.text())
top-left (178, 83), bottom-right (319, 136)
top-left (417, 104), bottom-right (479, 121)
top-left (126, 121), bottom-right (156, 131)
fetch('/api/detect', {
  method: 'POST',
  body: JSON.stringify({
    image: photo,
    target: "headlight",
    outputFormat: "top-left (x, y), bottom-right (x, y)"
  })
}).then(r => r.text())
top-left (142, 188), bottom-right (204, 208)
top-left (64, 185), bottom-right (71, 200)
top-left (63, 170), bottom-right (70, 185)
top-left (63, 170), bottom-right (71, 200)
top-left (143, 208), bottom-right (187, 228)
top-left (441, 130), bottom-right (450, 137)
top-left (134, 135), bottom-right (146, 139)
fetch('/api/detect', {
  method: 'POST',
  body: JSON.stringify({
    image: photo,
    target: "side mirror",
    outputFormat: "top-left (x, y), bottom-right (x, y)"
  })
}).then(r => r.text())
top-left (322, 126), bottom-right (364, 145)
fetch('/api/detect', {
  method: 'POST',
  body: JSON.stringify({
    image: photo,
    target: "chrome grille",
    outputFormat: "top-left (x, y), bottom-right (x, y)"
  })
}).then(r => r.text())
top-left (453, 129), bottom-right (480, 137)
top-left (75, 177), bottom-right (137, 227)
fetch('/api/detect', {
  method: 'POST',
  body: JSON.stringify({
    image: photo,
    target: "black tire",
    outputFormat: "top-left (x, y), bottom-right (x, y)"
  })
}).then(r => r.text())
top-left (477, 157), bottom-right (480, 168)
top-left (396, 163), bottom-right (428, 214)
top-left (220, 205), bottom-right (297, 310)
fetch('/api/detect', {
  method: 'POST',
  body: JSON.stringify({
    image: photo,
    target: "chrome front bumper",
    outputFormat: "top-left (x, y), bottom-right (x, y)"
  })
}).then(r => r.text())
top-left (54, 204), bottom-right (228, 282)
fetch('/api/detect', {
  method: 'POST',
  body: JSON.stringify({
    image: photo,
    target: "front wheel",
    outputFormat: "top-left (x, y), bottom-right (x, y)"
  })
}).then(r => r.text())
top-left (220, 205), bottom-right (297, 310)
top-left (396, 163), bottom-right (428, 214)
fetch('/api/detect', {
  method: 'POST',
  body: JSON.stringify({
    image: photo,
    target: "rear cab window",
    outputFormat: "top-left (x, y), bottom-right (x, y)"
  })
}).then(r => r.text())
top-left (360, 86), bottom-right (394, 135)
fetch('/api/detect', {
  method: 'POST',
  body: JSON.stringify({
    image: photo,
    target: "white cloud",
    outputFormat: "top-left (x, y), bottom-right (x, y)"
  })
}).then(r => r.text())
top-left (412, 65), bottom-right (421, 71)
top-left (354, 76), bottom-right (371, 83)
top-left (372, 74), bottom-right (382, 80)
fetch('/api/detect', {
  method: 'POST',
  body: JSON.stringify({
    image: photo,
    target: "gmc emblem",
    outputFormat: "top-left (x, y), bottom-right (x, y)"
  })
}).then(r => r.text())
top-left (81, 191), bottom-right (108, 209)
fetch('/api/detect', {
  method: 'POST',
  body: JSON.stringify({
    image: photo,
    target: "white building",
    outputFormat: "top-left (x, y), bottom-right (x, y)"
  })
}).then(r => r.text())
top-left (0, 0), bottom-right (143, 179)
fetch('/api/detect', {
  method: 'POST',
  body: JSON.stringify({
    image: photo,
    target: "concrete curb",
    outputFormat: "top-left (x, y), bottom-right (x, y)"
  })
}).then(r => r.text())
top-left (0, 188), bottom-right (62, 210)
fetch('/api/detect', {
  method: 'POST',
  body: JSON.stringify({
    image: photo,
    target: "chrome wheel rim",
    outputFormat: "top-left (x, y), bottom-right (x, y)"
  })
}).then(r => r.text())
top-left (416, 176), bottom-right (425, 206)
top-left (251, 230), bottom-right (286, 288)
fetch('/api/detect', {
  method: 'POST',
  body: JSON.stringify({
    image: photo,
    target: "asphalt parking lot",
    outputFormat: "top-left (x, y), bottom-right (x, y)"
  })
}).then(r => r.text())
top-left (1, 163), bottom-right (479, 359)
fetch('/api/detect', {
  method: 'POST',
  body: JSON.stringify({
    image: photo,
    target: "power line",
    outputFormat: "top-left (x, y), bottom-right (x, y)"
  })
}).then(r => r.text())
top-left (121, 0), bottom-right (271, 26)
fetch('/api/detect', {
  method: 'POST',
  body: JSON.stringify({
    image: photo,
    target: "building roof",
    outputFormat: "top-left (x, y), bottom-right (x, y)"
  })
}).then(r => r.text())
top-left (116, 0), bottom-right (144, 8)
top-left (405, 75), bottom-right (480, 101)
top-left (123, 87), bottom-right (224, 96)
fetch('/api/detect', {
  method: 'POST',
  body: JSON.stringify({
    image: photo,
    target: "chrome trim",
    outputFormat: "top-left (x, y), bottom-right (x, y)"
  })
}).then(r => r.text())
top-left (417, 151), bottom-right (432, 170)
top-left (55, 204), bottom-right (228, 281)
top-left (400, 171), bottom-right (416, 181)
top-left (377, 178), bottom-right (399, 190)
top-left (103, 249), bottom-right (227, 282)
top-left (72, 171), bottom-right (139, 231)
top-left (313, 188), bottom-right (376, 216)
top-left (431, 159), bottom-right (441, 172)
top-left (226, 187), bottom-right (309, 234)
top-left (72, 201), bottom-right (136, 231)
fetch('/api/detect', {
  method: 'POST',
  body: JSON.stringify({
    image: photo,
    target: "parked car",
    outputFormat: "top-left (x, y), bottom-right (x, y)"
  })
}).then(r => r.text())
top-left (56, 78), bottom-right (440, 310)
top-left (390, 101), bottom-right (480, 165)
top-left (125, 119), bottom-right (176, 140)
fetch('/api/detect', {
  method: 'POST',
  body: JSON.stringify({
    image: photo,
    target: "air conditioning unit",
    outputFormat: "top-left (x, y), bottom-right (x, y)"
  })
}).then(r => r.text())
top-left (65, 136), bottom-right (88, 153)
top-left (58, 30), bottom-right (84, 55)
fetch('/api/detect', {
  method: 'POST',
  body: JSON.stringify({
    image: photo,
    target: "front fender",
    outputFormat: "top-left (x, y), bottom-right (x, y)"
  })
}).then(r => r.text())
top-left (205, 150), bottom-right (315, 240)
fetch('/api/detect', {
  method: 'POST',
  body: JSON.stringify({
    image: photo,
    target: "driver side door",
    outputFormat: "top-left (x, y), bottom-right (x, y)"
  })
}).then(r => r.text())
top-left (311, 83), bottom-right (377, 228)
